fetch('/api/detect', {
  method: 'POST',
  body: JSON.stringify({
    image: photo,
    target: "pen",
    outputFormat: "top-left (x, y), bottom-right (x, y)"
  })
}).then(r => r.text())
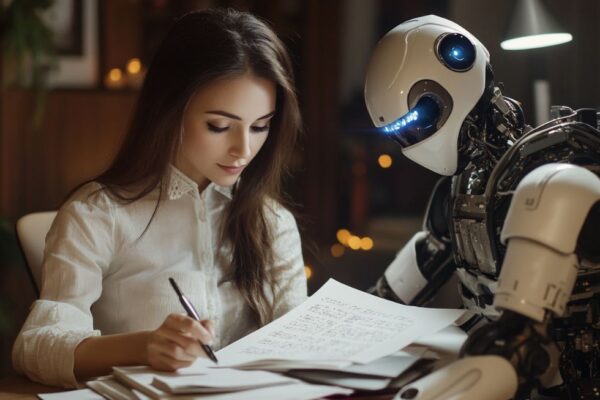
top-left (168, 277), bottom-right (219, 363)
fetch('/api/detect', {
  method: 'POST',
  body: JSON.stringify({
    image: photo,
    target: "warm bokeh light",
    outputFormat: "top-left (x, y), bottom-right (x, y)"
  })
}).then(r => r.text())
top-left (330, 243), bottom-right (345, 258)
top-left (108, 68), bottom-right (123, 82)
top-left (336, 229), bottom-right (351, 245)
top-left (304, 265), bottom-right (313, 279)
top-left (378, 154), bottom-right (392, 168)
top-left (348, 235), bottom-right (361, 250)
top-left (360, 237), bottom-right (374, 250)
top-left (127, 58), bottom-right (142, 74)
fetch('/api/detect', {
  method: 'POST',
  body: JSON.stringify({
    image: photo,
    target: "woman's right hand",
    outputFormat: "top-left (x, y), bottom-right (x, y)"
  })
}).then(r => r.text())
top-left (145, 313), bottom-right (215, 371)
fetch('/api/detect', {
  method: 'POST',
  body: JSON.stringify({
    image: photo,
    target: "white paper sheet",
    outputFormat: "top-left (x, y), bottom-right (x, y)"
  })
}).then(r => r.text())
top-left (38, 389), bottom-right (105, 400)
top-left (152, 369), bottom-right (297, 393)
top-left (412, 324), bottom-right (468, 355)
top-left (341, 353), bottom-right (420, 378)
top-left (112, 366), bottom-right (171, 399)
top-left (166, 382), bottom-right (353, 400)
top-left (217, 279), bottom-right (465, 367)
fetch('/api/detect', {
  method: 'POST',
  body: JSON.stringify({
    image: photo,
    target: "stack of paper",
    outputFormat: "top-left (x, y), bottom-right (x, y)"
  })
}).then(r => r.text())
top-left (81, 279), bottom-right (466, 399)
top-left (110, 362), bottom-right (352, 399)
top-left (151, 369), bottom-right (297, 393)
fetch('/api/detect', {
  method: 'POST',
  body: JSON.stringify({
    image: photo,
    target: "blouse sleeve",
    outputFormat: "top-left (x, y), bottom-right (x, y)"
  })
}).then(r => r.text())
top-left (12, 183), bottom-right (116, 388)
top-left (268, 204), bottom-right (308, 321)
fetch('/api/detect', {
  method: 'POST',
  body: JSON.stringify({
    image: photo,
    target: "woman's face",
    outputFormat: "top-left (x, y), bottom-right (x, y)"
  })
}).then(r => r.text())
top-left (176, 72), bottom-right (276, 191)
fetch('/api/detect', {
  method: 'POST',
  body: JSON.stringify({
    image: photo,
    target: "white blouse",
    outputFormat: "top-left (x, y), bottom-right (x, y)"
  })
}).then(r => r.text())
top-left (12, 166), bottom-right (307, 388)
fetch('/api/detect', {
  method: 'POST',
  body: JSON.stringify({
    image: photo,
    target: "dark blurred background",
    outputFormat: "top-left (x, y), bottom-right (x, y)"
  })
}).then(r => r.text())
top-left (1, 0), bottom-right (599, 377)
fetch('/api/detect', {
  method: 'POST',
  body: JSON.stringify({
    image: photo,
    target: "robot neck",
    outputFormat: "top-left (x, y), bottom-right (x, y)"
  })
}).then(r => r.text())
top-left (456, 65), bottom-right (526, 174)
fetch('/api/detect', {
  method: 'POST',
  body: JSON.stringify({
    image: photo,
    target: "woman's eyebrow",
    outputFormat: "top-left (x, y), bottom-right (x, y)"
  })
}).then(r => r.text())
top-left (256, 111), bottom-right (275, 120)
top-left (205, 110), bottom-right (275, 120)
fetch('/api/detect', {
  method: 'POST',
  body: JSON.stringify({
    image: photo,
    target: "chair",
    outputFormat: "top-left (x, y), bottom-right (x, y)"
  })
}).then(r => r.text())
top-left (16, 211), bottom-right (57, 297)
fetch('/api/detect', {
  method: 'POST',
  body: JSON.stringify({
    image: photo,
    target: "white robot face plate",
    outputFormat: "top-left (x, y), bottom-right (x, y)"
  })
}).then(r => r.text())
top-left (364, 15), bottom-right (490, 175)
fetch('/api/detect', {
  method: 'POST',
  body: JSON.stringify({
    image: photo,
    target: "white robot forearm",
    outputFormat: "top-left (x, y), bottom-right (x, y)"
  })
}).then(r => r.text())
top-left (383, 232), bottom-right (430, 304)
top-left (376, 231), bottom-right (457, 306)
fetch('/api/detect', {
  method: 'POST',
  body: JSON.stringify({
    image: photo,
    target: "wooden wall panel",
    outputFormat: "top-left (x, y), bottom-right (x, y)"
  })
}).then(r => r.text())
top-left (1, 90), bottom-right (37, 220)
top-left (297, 0), bottom-right (341, 244)
top-left (1, 90), bottom-right (137, 220)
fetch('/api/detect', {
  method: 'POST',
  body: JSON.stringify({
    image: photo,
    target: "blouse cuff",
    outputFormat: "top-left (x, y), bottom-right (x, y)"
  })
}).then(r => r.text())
top-left (19, 328), bottom-right (101, 388)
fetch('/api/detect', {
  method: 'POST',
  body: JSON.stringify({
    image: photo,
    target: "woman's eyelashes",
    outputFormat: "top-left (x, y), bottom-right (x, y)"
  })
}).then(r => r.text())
top-left (206, 122), bottom-right (228, 133)
top-left (206, 122), bottom-right (270, 133)
top-left (250, 124), bottom-right (270, 133)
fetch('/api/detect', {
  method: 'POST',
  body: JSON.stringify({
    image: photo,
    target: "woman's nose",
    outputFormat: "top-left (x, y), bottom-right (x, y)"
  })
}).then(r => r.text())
top-left (229, 127), bottom-right (252, 159)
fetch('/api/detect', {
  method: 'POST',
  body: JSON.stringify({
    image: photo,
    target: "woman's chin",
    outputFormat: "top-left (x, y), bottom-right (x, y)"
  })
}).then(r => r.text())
top-left (211, 175), bottom-right (238, 187)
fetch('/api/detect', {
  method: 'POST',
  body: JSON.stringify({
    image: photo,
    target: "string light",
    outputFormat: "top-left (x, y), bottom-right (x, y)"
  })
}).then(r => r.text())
top-left (360, 237), bottom-right (374, 250)
top-left (105, 68), bottom-right (124, 89)
top-left (330, 244), bottom-right (345, 258)
top-left (336, 229), bottom-right (351, 246)
top-left (109, 68), bottom-right (122, 81)
top-left (378, 154), bottom-right (392, 168)
top-left (348, 236), bottom-right (361, 250)
top-left (127, 58), bottom-right (142, 74)
top-left (334, 229), bottom-right (375, 252)
top-left (304, 265), bottom-right (313, 279)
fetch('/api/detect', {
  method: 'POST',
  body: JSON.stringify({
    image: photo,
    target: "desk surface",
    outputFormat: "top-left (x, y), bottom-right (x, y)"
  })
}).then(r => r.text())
top-left (0, 375), bottom-right (396, 400)
top-left (0, 376), bottom-right (63, 399)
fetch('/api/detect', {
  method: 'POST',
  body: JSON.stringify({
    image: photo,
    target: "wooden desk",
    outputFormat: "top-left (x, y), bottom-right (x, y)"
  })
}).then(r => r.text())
top-left (0, 375), bottom-right (396, 400)
top-left (0, 375), bottom-right (63, 400)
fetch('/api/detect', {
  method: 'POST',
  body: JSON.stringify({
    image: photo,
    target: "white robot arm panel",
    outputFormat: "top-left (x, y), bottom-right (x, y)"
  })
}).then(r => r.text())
top-left (494, 163), bottom-right (600, 322)
top-left (384, 232), bottom-right (430, 304)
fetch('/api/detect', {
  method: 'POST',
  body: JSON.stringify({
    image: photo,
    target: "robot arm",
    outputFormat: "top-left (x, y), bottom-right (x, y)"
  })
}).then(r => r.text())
top-left (396, 164), bottom-right (600, 400)
top-left (494, 163), bottom-right (600, 322)
top-left (371, 178), bottom-right (457, 306)
top-left (374, 230), bottom-right (454, 305)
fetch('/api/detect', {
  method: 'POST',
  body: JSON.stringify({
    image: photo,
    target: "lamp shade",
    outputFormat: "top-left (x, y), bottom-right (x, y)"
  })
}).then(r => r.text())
top-left (501, 0), bottom-right (572, 50)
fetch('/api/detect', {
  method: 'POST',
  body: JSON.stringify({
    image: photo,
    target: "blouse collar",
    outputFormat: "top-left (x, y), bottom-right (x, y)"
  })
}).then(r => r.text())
top-left (167, 164), bottom-right (233, 201)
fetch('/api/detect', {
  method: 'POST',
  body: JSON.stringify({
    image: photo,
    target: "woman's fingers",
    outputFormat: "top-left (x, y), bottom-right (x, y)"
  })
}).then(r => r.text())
top-left (201, 319), bottom-right (215, 337)
top-left (152, 350), bottom-right (194, 371)
top-left (146, 314), bottom-right (216, 371)
top-left (155, 326), bottom-right (204, 357)
top-left (164, 313), bottom-right (214, 344)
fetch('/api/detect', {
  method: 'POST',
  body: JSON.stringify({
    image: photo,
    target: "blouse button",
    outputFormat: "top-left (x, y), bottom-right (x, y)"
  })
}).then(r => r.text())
top-left (198, 203), bottom-right (206, 221)
top-left (199, 252), bottom-right (208, 263)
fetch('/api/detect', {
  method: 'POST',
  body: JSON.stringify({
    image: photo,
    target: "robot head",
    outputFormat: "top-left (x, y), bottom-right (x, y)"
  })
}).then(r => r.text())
top-left (364, 15), bottom-right (490, 175)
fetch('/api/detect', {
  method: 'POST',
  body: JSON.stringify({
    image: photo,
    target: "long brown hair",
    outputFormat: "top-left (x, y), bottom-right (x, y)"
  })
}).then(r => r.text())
top-left (94, 9), bottom-right (301, 325)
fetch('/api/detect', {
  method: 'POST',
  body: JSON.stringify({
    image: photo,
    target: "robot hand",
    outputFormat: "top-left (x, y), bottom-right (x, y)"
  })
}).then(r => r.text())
top-left (394, 311), bottom-right (550, 400)
top-left (395, 355), bottom-right (517, 400)
top-left (459, 310), bottom-right (558, 397)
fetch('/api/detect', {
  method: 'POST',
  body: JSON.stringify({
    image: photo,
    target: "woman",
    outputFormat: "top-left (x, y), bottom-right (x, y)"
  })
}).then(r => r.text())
top-left (12, 8), bottom-right (306, 388)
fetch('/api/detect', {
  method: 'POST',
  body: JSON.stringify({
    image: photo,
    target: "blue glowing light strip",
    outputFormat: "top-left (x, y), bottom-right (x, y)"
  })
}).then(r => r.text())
top-left (382, 110), bottom-right (419, 133)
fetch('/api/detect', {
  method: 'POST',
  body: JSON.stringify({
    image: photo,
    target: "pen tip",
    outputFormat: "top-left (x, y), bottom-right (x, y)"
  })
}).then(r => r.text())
top-left (168, 277), bottom-right (180, 295)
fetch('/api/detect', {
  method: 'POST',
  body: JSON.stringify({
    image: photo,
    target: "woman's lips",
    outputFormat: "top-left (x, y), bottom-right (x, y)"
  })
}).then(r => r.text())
top-left (217, 164), bottom-right (246, 174)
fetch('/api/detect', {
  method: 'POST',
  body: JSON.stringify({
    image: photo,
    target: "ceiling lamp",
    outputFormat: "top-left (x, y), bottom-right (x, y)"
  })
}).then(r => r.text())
top-left (501, 0), bottom-right (572, 50)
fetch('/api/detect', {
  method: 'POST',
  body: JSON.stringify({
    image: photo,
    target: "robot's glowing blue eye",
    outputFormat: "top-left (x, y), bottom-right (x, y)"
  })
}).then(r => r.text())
top-left (436, 33), bottom-right (475, 72)
top-left (451, 48), bottom-right (464, 60)
top-left (380, 96), bottom-right (442, 148)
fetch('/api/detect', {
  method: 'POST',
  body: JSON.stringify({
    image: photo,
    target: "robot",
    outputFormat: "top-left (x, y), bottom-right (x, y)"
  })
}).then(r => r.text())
top-left (364, 15), bottom-right (600, 399)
